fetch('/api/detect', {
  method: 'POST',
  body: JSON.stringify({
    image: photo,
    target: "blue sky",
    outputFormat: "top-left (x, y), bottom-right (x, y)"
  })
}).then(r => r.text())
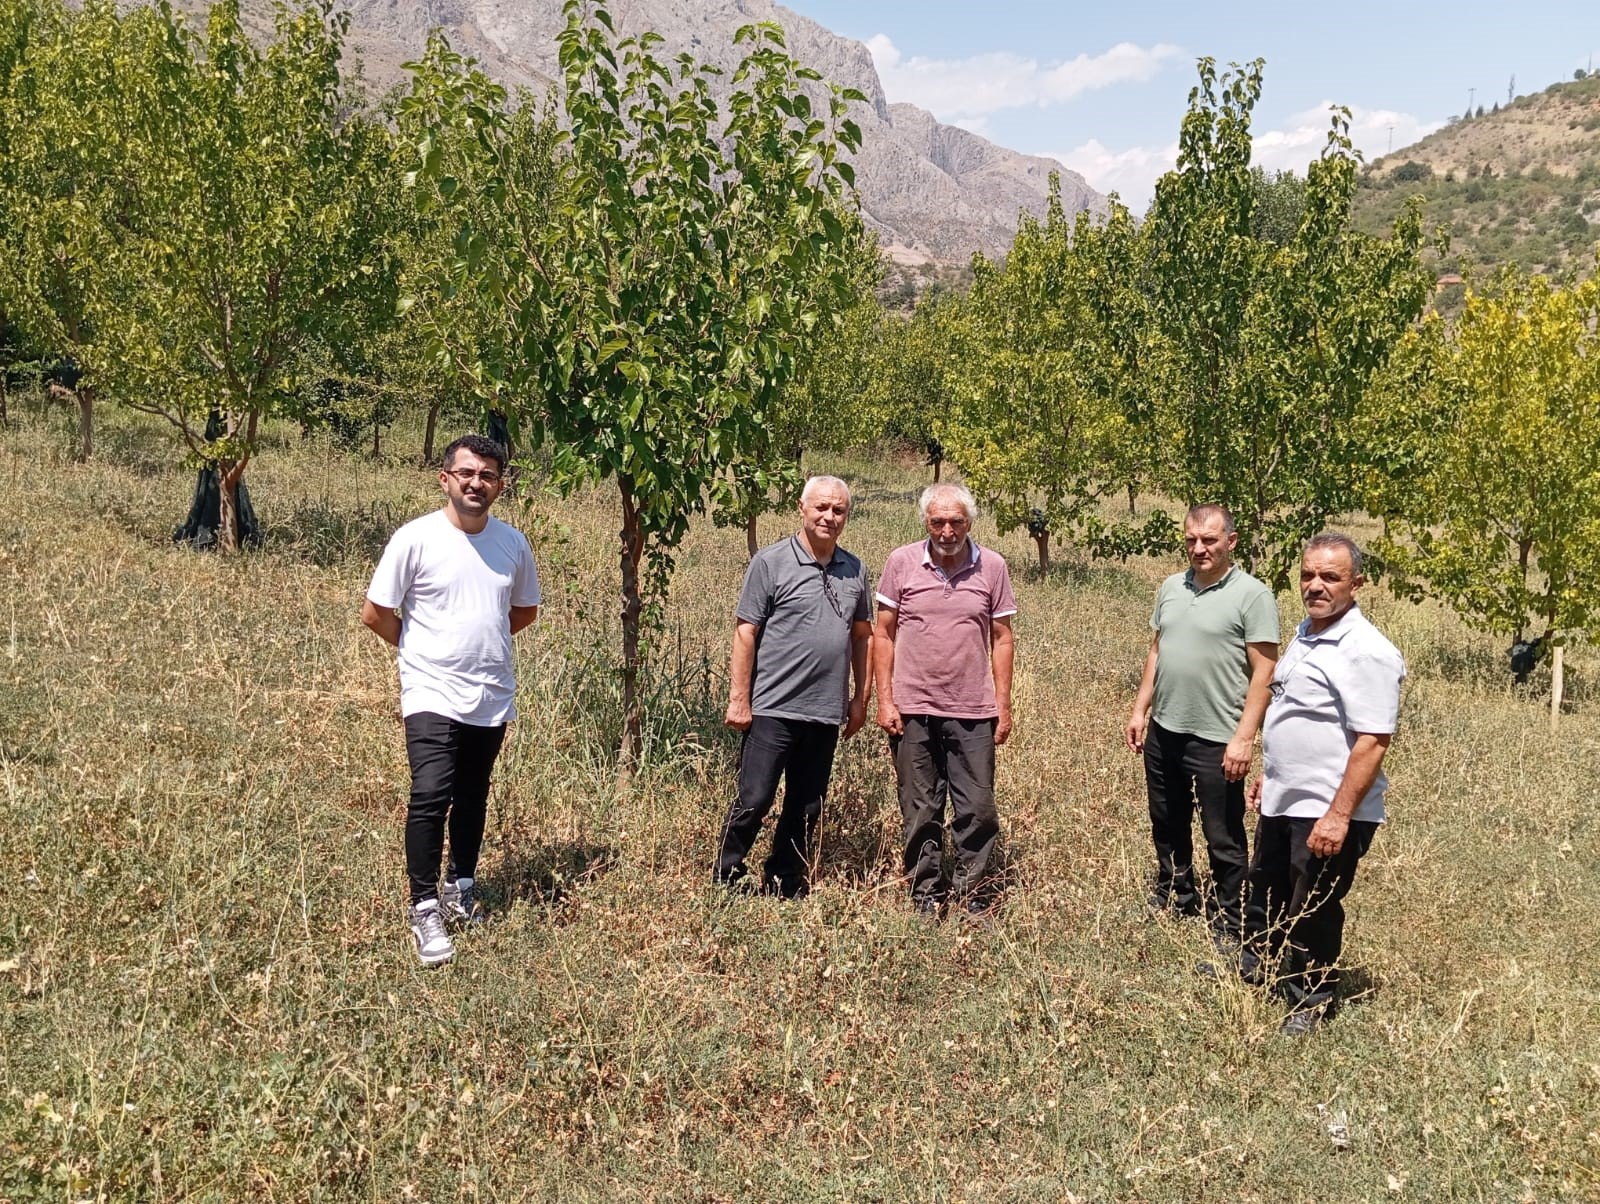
top-left (780, 1), bottom-right (1600, 209)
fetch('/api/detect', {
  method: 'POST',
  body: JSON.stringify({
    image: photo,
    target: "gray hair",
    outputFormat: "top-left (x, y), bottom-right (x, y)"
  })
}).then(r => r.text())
top-left (1185, 503), bottom-right (1236, 534)
top-left (1304, 531), bottom-right (1364, 575)
top-left (800, 475), bottom-right (851, 508)
top-left (918, 483), bottom-right (978, 524)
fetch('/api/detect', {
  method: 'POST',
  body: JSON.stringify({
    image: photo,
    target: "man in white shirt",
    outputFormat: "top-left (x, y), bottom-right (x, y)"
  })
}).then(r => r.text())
top-left (1242, 532), bottom-right (1405, 1035)
top-left (362, 435), bottom-right (540, 966)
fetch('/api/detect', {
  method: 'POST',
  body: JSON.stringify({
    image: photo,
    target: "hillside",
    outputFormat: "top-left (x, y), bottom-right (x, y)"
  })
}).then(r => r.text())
top-left (1354, 73), bottom-right (1600, 281)
top-left (207, 0), bottom-right (1106, 267)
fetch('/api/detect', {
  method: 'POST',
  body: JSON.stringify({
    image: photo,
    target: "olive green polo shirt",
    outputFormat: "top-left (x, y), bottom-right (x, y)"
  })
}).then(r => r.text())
top-left (1149, 566), bottom-right (1280, 744)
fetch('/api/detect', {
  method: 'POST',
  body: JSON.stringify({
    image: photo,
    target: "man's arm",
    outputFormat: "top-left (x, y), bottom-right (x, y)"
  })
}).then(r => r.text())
top-left (360, 599), bottom-right (401, 647)
top-left (842, 619), bottom-right (873, 739)
top-left (1307, 732), bottom-right (1392, 857)
top-left (1124, 633), bottom-right (1160, 753)
top-left (1222, 641), bottom-right (1279, 780)
top-left (990, 616), bottom-right (1014, 746)
top-left (510, 604), bottom-right (540, 635)
top-left (723, 620), bottom-right (760, 731)
top-left (873, 608), bottom-right (903, 735)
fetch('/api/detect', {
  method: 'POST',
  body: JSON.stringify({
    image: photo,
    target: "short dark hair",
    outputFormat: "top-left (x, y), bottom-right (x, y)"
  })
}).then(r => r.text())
top-left (442, 434), bottom-right (507, 474)
top-left (1185, 503), bottom-right (1236, 534)
top-left (1304, 531), bottom-right (1364, 575)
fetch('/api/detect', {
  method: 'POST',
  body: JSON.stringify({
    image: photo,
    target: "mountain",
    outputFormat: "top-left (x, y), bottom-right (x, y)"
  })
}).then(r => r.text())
top-left (1353, 72), bottom-right (1600, 281)
top-left (216, 0), bottom-right (1107, 266)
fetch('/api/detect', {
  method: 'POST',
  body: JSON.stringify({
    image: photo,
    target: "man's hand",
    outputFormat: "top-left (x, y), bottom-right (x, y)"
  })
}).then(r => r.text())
top-left (1222, 735), bottom-right (1253, 781)
top-left (876, 699), bottom-right (904, 736)
top-left (724, 699), bottom-right (753, 732)
top-left (842, 697), bottom-right (867, 740)
top-left (994, 707), bottom-right (1013, 746)
top-left (1124, 709), bottom-right (1146, 754)
top-left (1246, 776), bottom-right (1262, 813)
top-left (1307, 810), bottom-right (1349, 858)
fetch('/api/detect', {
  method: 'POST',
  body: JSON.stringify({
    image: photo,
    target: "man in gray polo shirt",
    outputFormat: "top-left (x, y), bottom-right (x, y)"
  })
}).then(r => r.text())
top-left (1126, 504), bottom-right (1279, 946)
top-left (715, 476), bottom-right (873, 898)
top-left (1242, 532), bottom-right (1405, 1035)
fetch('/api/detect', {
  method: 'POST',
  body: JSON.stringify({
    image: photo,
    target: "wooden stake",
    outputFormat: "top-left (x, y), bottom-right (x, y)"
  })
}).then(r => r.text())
top-left (1551, 644), bottom-right (1565, 732)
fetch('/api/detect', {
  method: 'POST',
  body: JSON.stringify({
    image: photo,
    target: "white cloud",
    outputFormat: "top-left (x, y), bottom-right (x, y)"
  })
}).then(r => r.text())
top-left (1253, 102), bottom-right (1444, 173)
top-left (1051, 139), bottom-right (1178, 210)
top-left (1049, 103), bottom-right (1444, 212)
top-left (865, 34), bottom-right (1183, 125)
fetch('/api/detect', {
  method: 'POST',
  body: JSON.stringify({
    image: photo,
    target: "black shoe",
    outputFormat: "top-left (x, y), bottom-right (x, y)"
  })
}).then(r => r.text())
top-left (959, 900), bottom-right (996, 930)
top-left (764, 878), bottom-right (809, 901)
top-left (912, 897), bottom-right (944, 923)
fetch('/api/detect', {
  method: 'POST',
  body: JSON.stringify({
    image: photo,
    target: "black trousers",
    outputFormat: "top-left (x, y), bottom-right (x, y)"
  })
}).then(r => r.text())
top-left (403, 711), bottom-right (508, 904)
top-left (891, 715), bottom-right (999, 905)
top-left (1143, 719), bottom-right (1249, 938)
top-left (1245, 814), bottom-right (1378, 1008)
top-left (716, 716), bottom-right (840, 895)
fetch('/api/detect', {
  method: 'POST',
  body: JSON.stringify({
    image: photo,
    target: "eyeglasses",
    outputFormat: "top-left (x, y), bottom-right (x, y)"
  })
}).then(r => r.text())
top-left (445, 469), bottom-right (503, 485)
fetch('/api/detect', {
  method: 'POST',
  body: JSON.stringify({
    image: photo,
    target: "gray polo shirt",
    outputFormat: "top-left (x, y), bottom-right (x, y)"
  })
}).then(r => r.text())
top-left (1150, 565), bottom-right (1280, 743)
top-left (1261, 605), bottom-right (1405, 823)
top-left (737, 535), bottom-right (871, 725)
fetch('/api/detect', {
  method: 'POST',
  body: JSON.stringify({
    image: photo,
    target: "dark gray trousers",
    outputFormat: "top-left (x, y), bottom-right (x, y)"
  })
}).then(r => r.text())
top-left (1245, 814), bottom-right (1378, 1009)
top-left (1143, 719), bottom-right (1249, 939)
top-left (715, 716), bottom-right (839, 896)
top-left (891, 714), bottom-right (998, 905)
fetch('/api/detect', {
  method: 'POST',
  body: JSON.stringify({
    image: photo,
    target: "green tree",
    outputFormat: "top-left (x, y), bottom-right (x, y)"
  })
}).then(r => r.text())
top-left (404, 3), bottom-right (870, 775)
top-left (100, 0), bottom-right (398, 549)
top-left (937, 180), bottom-right (1146, 571)
top-left (1140, 58), bottom-right (1437, 586)
top-left (0, 0), bottom-right (159, 461)
top-left (1373, 270), bottom-right (1600, 703)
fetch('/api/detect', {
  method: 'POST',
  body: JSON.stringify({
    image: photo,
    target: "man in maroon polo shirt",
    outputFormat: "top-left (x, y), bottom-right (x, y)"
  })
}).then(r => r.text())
top-left (873, 483), bottom-right (1017, 920)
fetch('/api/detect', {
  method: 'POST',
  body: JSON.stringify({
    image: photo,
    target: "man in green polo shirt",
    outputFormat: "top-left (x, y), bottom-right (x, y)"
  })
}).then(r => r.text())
top-left (1125, 504), bottom-right (1279, 947)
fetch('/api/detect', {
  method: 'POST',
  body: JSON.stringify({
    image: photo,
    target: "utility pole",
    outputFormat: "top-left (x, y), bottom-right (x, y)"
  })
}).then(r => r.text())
top-left (1387, 123), bottom-right (1395, 154)
top-left (1467, 86), bottom-right (1476, 118)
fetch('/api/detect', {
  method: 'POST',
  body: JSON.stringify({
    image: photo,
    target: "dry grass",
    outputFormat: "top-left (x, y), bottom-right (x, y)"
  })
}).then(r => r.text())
top-left (2, 400), bottom-right (1598, 1201)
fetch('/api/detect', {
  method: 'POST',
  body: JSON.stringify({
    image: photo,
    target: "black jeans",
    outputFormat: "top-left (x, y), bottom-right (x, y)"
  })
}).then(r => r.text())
top-left (1143, 720), bottom-right (1249, 938)
top-left (891, 715), bottom-right (998, 906)
top-left (1245, 814), bottom-right (1378, 1009)
top-left (716, 715), bottom-right (840, 896)
top-left (403, 711), bottom-right (508, 904)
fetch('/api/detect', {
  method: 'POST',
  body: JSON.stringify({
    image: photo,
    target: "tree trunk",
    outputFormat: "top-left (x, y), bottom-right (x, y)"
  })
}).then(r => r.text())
top-left (0, 373), bottom-right (8, 427)
top-left (745, 514), bottom-right (758, 559)
top-left (371, 418), bottom-right (381, 459)
top-left (1551, 644), bottom-right (1565, 732)
top-left (423, 399), bottom-right (440, 463)
top-left (1127, 482), bottom-right (1137, 516)
top-left (932, 457), bottom-right (942, 484)
top-left (617, 478), bottom-right (646, 784)
top-left (1033, 530), bottom-right (1050, 574)
top-left (217, 459), bottom-right (244, 554)
top-left (75, 388), bottom-right (93, 462)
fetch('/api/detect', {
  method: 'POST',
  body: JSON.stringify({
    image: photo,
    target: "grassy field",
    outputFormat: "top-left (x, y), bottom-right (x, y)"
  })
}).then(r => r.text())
top-left (2, 401), bottom-right (1598, 1202)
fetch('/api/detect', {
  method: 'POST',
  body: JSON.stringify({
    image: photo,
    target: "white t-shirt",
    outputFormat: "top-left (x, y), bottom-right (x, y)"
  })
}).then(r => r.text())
top-left (367, 510), bottom-right (541, 726)
top-left (1261, 606), bottom-right (1405, 823)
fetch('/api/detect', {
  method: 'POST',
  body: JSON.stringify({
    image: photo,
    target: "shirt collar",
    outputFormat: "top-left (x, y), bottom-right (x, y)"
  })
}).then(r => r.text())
top-left (1296, 603), bottom-right (1363, 644)
top-left (1184, 565), bottom-right (1237, 595)
top-left (790, 534), bottom-right (843, 569)
top-left (921, 538), bottom-right (980, 569)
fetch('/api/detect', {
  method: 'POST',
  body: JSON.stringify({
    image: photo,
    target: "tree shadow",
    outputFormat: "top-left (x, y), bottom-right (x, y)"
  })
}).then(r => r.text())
top-left (489, 839), bottom-right (620, 921)
top-left (264, 498), bottom-right (408, 567)
top-left (1339, 964), bottom-right (1381, 1008)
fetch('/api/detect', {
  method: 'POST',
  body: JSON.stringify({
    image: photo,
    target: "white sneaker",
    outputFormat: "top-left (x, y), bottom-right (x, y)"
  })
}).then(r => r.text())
top-left (440, 877), bottom-right (487, 930)
top-left (408, 901), bottom-right (455, 966)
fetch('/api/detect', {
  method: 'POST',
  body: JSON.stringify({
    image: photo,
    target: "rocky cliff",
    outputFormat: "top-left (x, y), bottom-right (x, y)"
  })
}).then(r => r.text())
top-left (220, 0), bottom-right (1108, 264)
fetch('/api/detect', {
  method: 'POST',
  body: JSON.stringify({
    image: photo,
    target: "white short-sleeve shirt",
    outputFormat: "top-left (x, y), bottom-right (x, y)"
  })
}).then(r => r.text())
top-left (1260, 605), bottom-right (1405, 823)
top-left (367, 510), bottom-right (541, 726)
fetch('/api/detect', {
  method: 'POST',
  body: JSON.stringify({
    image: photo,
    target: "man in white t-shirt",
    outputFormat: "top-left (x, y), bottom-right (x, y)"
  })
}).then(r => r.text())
top-left (362, 434), bottom-right (540, 967)
top-left (1241, 532), bottom-right (1404, 1035)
